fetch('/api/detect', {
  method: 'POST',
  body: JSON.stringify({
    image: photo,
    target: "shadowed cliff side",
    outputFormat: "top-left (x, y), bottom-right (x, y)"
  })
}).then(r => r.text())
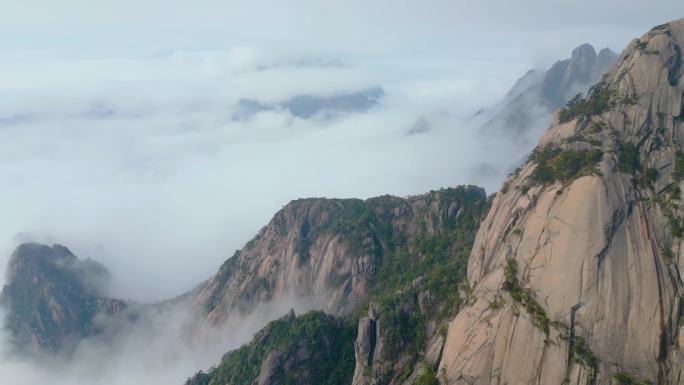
top-left (0, 243), bottom-right (126, 356)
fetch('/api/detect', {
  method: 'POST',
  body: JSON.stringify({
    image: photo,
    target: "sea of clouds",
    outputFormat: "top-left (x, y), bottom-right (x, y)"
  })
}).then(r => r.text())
top-left (0, 47), bottom-right (534, 302)
top-left (0, 17), bottom-right (649, 381)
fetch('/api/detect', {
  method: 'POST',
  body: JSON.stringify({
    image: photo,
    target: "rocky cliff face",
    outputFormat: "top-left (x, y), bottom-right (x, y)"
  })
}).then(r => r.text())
top-left (481, 43), bottom-right (617, 142)
top-left (191, 186), bottom-right (487, 328)
top-left (0, 243), bottom-right (126, 356)
top-left (440, 18), bottom-right (684, 385)
top-left (181, 186), bottom-right (487, 385)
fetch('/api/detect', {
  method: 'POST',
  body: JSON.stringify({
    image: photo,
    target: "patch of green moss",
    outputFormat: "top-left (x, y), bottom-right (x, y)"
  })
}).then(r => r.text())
top-left (673, 151), bottom-right (684, 181)
top-left (416, 365), bottom-right (439, 385)
top-left (611, 372), bottom-right (654, 385)
top-left (565, 134), bottom-right (601, 147)
top-left (558, 85), bottom-right (614, 123)
top-left (571, 335), bottom-right (597, 369)
top-left (671, 217), bottom-right (683, 238)
top-left (501, 179), bottom-right (512, 194)
top-left (618, 142), bottom-right (640, 174)
top-left (527, 145), bottom-right (602, 185)
top-left (588, 121), bottom-right (605, 133)
top-left (502, 259), bottom-right (550, 336)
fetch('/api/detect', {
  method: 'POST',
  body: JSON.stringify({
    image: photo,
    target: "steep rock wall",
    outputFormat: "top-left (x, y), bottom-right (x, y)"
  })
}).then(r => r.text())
top-left (440, 17), bottom-right (684, 385)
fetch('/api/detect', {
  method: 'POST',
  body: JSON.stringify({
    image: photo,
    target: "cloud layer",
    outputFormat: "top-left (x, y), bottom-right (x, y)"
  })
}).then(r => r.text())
top-left (3, 5), bottom-right (684, 385)
top-left (0, 46), bottom-right (530, 303)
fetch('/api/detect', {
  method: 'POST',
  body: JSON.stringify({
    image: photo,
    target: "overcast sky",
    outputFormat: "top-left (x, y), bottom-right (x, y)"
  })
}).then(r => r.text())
top-left (0, 2), bottom-right (683, 303)
top-left (2, 1), bottom-right (683, 58)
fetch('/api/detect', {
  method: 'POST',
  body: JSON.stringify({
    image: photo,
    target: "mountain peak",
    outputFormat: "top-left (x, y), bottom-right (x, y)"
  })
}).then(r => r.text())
top-left (540, 42), bottom-right (613, 106)
top-left (0, 243), bottom-right (126, 356)
top-left (597, 47), bottom-right (617, 59)
top-left (571, 43), bottom-right (597, 60)
top-left (480, 41), bottom-right (617, 142)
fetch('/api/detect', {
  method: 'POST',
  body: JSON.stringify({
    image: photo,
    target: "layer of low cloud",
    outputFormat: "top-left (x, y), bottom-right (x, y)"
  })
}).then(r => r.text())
top-left (2, 5), bottom-right (684, 385)
top-left (0, 295), bottom-right (320, 385)
top-left (0, 47), bottom-right (530, 303)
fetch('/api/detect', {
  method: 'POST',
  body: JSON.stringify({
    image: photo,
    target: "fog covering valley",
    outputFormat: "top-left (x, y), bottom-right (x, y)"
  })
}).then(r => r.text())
top-left (2, 1), bottom-right (684, 384)
top-left (0, 47), bottom-right (529, 302)
top-left (0, 45), bottom-right (537, 385)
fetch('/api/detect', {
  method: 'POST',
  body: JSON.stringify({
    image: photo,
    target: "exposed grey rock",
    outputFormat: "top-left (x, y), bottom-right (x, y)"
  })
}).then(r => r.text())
top-left (257, 349), bottom-right (286, 385)
top-left (352, 306), bottom-right (378, 385)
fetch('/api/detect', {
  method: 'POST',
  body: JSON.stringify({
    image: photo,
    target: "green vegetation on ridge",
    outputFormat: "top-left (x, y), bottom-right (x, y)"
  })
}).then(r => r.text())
top-left (558, 85), bottom-right (614, 123)
top-left (527, 145), bottom-right (603, 186)
top-left (359, 187), bottom-right (487, 371)
top-left (185, 312), bottom-right (356, 385)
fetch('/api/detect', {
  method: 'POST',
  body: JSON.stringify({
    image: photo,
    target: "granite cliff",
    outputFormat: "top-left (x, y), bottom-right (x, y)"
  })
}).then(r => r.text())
top-left (440, 17), bottom-right (684, 385)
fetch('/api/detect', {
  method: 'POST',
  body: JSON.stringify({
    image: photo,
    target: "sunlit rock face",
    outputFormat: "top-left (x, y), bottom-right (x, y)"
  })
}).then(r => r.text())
top-left (440, 17), bottom-right (684, 385)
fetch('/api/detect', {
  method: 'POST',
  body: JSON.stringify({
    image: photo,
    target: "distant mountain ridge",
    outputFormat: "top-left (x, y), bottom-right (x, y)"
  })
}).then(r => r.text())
top-left (235, 87), bottom-right (384, 120)
top-left (480, 43), bottom-right (617, 141)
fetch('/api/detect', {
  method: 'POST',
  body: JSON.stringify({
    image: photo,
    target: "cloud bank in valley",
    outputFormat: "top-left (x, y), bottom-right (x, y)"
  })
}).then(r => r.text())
top-left (0, 47), bottom-right (530, 303)
top-left (0, 292), bottom-right (322, 385)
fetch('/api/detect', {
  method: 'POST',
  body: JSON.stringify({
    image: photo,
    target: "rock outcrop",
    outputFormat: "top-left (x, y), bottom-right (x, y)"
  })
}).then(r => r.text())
top-left (440, 17), bottom-right (684, 384)
top-left (0, 243), bottom-right (126, 356)
top-left (191, 186), bottom-right (487, 328)
top-left (481, 43), bottom-right (617, 142)
top-left (183, 186), bottom-right (487, 385)
top-left (351, 278), bottom-right (448, 385)
top-left (541, 44), bottom-right (617, 107)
